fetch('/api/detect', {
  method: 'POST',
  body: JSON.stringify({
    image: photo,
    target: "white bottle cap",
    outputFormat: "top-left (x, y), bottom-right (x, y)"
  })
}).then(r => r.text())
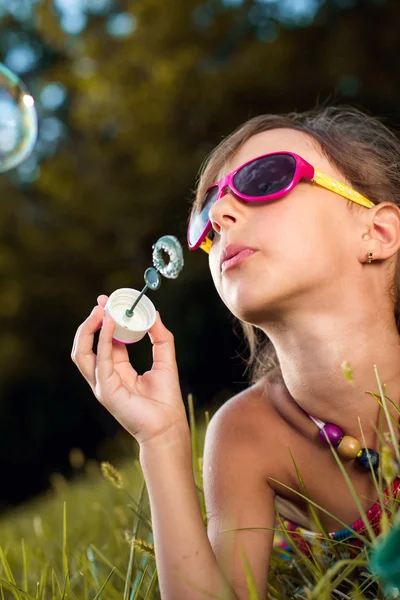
top-left (105, 288), bottom-right (156, 344)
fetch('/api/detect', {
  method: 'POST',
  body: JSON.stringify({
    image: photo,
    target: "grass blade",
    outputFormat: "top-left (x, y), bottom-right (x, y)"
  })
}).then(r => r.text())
top-left (62, 503), bottom-right (68, 584)
top-left (59, 570), bottom-right (69, 600)
top-left (92, 568), bottom-right (115, 600)
top-left (273, 510), bottom-right (320, 583)
top-left (365, 391), bottom-right (400, 423)
top-left (240, 548), bottom-right (260, 600)
top-left (188, 393), bottom-right (199, 474)
top-left (89, 546), bottom-right (126, 583)
top-left (36, 563), bottom-right (49, 600)
top-left (124, 477), bottom-right (147, 600)
top-left (373, 364), bottom-right (400, 464)
top-left (131, 565), bottom-right (148, 600)
top-left (318, 441), bottom-right (377, 543)
top-left (311, 559), bottom-right (366, 598)
top-left (358, 416), bottom-right (386, 519)
top-left (188, 394), bottom-right (207, 521)
top-left (143, 568), bottom-right (158, 600)
top-left (0, 578), bottom-right (36, 600)
top-left (0, 547), bottom-right (23, 600)
top-left (288, 449), bottom-right (338, 560)
top-left (21, 539), bottom-right (28, 594)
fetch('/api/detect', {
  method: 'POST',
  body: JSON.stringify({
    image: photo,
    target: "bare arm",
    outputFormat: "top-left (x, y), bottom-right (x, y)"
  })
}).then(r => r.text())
top-left (203, 397), bottom-right (276, 599)
top-left (140, 394), bottom-right (276, 600)
top-left (140, 425), bottom-right (238, 600)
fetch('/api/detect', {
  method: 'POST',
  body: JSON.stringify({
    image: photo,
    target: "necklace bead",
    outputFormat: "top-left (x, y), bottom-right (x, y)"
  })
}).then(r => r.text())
top-left (319, 423), bottom-right (344, 446)
top-left (356, 448), bottom-right (380, 472)
top-left (337, 435), bottom-right (362, 459)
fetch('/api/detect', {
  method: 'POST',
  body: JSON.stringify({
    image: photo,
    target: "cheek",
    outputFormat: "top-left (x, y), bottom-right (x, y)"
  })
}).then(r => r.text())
top-left (209, 251), bottom-right (223, 293)
top-left (256, 204), bottom-right (312, 260)
top-left (261, 196), bottom-right (337, 260)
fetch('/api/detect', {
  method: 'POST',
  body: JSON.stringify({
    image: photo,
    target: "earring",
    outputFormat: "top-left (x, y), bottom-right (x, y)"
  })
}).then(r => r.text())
top-left (367, 251), bottom-right (373, 264)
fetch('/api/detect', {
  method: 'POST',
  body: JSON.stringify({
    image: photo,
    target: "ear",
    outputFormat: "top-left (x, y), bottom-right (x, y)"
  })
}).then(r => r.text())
top-left (359, 202), bottom-right (400, 263)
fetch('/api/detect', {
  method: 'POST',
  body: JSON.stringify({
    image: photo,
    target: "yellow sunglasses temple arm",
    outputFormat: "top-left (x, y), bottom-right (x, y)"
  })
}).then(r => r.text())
top-left (200, 237), bottom-right (212, 254)
top-left (311, 169), bottom-right (375, 209)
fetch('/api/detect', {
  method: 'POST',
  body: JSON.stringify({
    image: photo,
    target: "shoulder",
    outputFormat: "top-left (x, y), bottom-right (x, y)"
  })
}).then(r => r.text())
top-left (204, 371), bottom-right (281, 459)
top-left (207, 369), bottom-right (281, 425)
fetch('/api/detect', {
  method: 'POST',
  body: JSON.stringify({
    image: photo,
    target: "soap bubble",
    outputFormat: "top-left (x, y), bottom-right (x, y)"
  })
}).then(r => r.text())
top-left (0, 63), bottom-right (38, 173)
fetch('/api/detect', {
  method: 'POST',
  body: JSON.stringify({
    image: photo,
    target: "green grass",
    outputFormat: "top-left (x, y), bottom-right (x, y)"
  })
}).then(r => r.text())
top-left (0, 454), bottom-right (156, 599)
top-left (1, 374), bottom-right (399, 600)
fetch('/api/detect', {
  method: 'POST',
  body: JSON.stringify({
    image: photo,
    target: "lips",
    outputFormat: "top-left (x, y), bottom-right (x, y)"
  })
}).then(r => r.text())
top-left (220, 243), bottom-right (257, 270)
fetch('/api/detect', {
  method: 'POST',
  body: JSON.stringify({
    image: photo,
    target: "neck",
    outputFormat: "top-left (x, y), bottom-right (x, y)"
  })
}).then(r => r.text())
top-left (260, 303), bottom-right (400, 441)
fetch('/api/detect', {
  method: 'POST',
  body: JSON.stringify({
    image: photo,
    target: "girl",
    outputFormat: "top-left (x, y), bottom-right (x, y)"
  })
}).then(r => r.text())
top-left (72, 106), bottom-right (400, 600)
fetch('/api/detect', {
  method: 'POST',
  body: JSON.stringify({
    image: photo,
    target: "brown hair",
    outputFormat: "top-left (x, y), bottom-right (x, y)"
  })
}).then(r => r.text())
top-left (190, 106), bottom-right (400, 385)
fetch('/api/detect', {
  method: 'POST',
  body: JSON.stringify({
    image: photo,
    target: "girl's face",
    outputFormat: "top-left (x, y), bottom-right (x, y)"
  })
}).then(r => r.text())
top-left (207, 128), bottom-right (364, 326)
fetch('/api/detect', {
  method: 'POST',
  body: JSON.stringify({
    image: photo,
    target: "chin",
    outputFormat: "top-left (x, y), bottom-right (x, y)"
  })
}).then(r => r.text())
top-left (228, 301), bottom-right (268, 327)
top-left (225, 287), bottom-right (283, 327)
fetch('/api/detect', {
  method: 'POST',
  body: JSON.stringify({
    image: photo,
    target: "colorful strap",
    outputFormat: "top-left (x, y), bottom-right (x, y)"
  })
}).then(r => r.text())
top-left (274, 478), bottom-right (400, 558)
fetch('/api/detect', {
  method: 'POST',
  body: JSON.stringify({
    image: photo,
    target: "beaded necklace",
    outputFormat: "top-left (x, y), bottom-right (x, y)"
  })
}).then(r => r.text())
top-left (278, 413), bottom-right (400, 558)
top-left (307, 413), bottom-right (380, 471)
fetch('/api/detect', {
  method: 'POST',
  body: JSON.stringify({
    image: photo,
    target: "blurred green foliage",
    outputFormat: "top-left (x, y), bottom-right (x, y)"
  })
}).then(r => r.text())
top-left (0, 0), bottom-right (399, 506)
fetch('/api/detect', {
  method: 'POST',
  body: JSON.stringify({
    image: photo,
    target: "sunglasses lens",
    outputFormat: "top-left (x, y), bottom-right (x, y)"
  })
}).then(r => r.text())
top-left (188, 186), bottom-right (219, 247)
top-left (233, 154), bottom-right (296, 197)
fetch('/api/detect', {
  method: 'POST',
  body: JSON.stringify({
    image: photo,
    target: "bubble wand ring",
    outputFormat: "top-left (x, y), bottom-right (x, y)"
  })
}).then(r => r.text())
top-left (152, 235), bottom-right (184, 279)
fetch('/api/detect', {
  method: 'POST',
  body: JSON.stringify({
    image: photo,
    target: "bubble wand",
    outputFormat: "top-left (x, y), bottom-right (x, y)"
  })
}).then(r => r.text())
top-left (125, 267), bottom-right (161, 318)
top-left (105, 235), bottom-right (184, 343)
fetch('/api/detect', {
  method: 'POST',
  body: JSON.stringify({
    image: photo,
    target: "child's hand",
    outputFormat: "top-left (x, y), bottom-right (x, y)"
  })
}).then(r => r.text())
top-left (71, 295), bottom-right (188, 446)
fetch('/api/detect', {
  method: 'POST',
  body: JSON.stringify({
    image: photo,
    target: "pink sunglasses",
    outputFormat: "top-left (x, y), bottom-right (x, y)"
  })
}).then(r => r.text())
top-left (187, 151), bottom-right (375, 253)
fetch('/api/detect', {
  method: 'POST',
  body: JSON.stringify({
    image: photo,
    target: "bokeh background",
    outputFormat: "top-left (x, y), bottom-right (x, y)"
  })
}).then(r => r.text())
top-left (0, 0), bottom-right (399, 511)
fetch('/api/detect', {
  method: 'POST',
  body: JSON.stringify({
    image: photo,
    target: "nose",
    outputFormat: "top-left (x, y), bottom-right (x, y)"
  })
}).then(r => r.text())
top-left (209, 187), bottom-right (243, 235)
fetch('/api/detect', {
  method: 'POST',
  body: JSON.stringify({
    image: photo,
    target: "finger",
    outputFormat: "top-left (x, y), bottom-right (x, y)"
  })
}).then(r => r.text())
top-left (96, 312), bottom-right (119, 385)
top-left (110, 335), bottom-right (130, 365)
top-left (96, 308), bottom-right (134, 372)
top-left (71, 305), bottom-right (104, 386)
top-left (148, 312), bottom-right (178, 372)
top-left (97, 295), bottom-right (108, 307)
